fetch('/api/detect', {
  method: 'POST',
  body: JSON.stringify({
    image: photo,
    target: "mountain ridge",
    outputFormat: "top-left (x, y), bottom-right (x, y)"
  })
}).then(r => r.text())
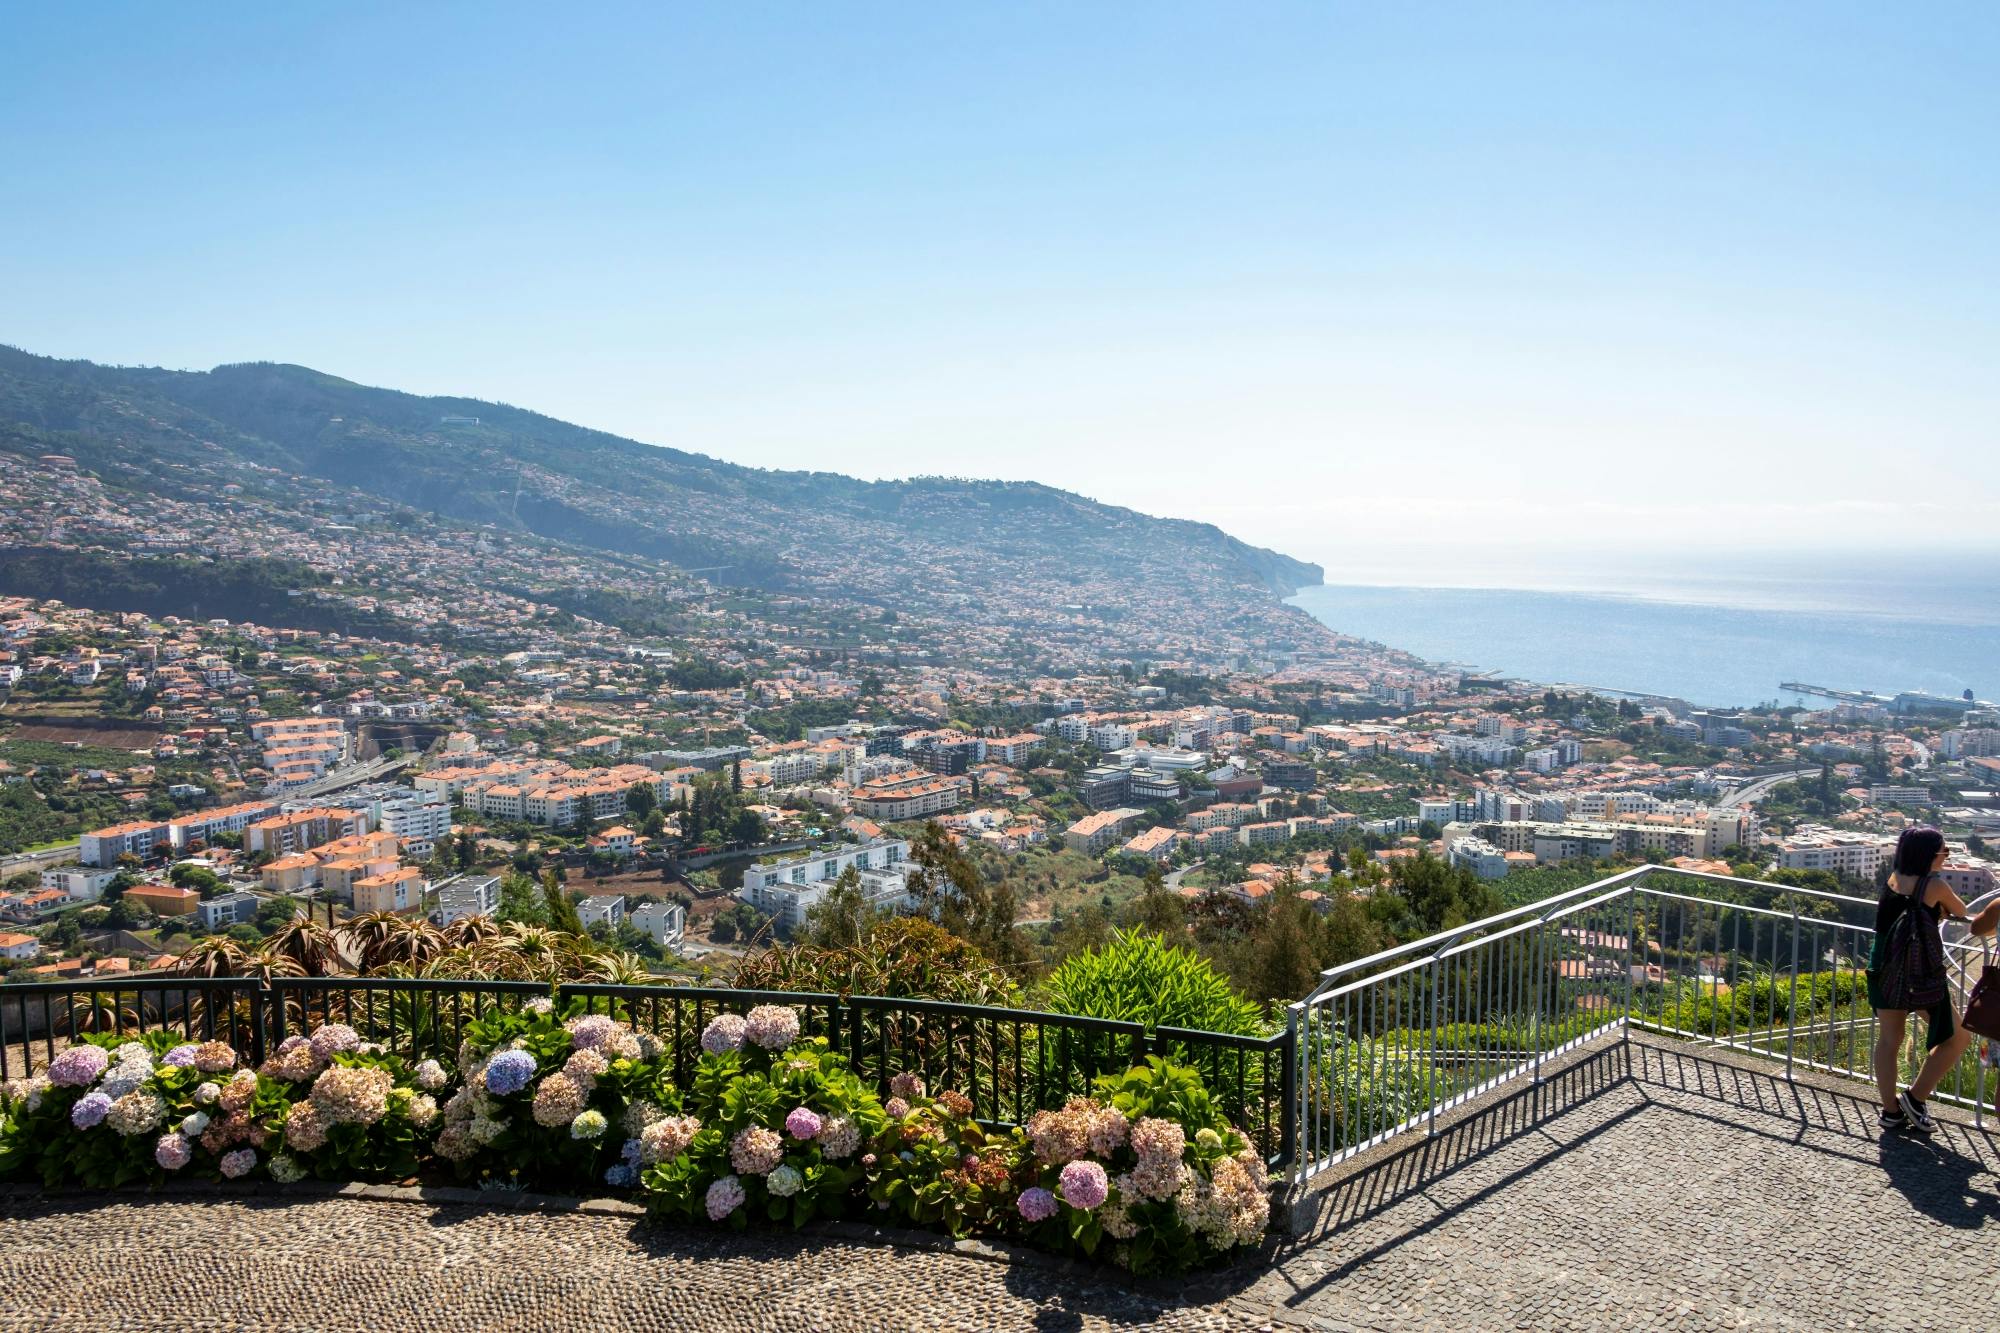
top-left (0, 343), bottom-right (1329, 666)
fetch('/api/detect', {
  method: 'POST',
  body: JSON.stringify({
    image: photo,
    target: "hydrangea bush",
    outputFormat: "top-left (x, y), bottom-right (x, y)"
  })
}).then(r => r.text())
top-left (1014, 1057), bottom-right (1271, 1274)
top-left (257, 1024), bottom-right (442, 1181)
top-left (640, 1005), bottom-right (885, 1228)
top-left (866, 1072), bottom-right (1018, 1237)
top-left (0, 1033), bottom-right (289, 1187)
top-left (434, 997), bottom-right (677, 1188)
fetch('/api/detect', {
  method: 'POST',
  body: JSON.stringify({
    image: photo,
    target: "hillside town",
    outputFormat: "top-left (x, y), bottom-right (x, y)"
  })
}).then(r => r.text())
top-left (7, 561), bottom-right (1997, 987)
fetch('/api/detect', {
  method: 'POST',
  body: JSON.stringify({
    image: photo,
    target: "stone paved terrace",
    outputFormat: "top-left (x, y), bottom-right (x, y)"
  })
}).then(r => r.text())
top-left (1, 1037), bottom-right (1993, 1331)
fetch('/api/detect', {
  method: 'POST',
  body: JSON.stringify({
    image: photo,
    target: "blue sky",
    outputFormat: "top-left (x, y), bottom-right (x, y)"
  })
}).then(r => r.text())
top-left (4, 3), bottom-right (1996, 580)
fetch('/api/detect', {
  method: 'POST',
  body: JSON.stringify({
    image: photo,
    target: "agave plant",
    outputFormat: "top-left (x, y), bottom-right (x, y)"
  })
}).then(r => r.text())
top-left (264, 916), bottom-right (345, 977)
top-left (583, 949), bottom-right (658, 985)
top-left (342, 912), bottom-right (447, 974)
top-left (421, 941), bottom-right (542, 982)
top-left (441, 913), bottom-right (505, 950)
top-left (173, 936), bottom-right (253, 979)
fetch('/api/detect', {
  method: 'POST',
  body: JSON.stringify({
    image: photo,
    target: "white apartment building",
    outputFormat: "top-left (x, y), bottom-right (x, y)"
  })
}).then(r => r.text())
top-left (1941, 728), bottom-right (2000, 760)
top-left (631, 900), bottom-right (687, 952)
top-left (40, 867), bottom-right (121, 901)
top-left (1447, 836), bottom-right (1511, 880)
top-left (578, 896), bottom-right (625, 930)
top-left (1419, 797), bottom-right (1479, 827)
top-left (738, 838), bottom-right (913, 933)
top-left (849, 775), bottom-right (969, 821)
top-left (1777, 828), bottom-right (1895, 880)
top-left (433, 874), bottom-right (502, 925)
top-left (328, 786), bottom-right (454, 857)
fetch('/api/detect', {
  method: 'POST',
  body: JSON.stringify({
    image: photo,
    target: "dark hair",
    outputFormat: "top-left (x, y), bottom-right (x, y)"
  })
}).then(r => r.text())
top-left (1893, 826), bottom-right (1945, 877)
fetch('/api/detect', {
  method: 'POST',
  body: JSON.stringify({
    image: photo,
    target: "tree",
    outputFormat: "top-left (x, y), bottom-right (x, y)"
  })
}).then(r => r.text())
top-left (542, 870), bottom-right (585, 936)
top-left (497, 871), bottom-right (547, 926)
top-left (906, 822), bottom-right (1026, 969)
top-left (625, 783), bottom-right (658, 818)
top-left (800, 866), bottom-right (877, 950)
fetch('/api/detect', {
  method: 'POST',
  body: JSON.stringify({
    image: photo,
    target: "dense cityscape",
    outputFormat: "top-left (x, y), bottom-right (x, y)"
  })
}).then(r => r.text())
top-left (5, 423), bottom-right (1996, 999)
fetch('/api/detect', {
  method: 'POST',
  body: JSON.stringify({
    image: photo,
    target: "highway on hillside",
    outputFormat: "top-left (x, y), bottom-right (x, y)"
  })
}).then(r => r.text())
top-left (274, 752), bottom-right (414, 800)
top-left (0, 842), bottom-right (82, 876)
top-left (1717, 769), bottom-right (1817, 809)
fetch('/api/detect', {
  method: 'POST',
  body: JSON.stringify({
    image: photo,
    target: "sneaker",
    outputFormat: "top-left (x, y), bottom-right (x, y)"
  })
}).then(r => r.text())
top-left (1898, 1088), bottom-right (1937, 1135)
top-left (1879, 1106), bottom-right (1908, 1132)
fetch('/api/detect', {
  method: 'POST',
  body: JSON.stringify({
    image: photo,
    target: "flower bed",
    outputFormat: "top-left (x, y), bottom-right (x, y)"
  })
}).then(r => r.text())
top-left (434, 997), bottom-right (677, 1189)
top-left (0, 1006), bottom-right (1271, 1275)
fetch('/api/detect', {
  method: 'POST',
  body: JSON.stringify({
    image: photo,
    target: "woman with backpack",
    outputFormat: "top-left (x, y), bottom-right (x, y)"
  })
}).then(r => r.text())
top-left (1870, 826), bottom-right (1999, 1133)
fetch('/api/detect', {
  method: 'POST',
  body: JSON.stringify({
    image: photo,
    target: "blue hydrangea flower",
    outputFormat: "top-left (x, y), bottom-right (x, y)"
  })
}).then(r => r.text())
top-left (484, 1049), bottom-right (537, 1096)
top-left (603, 1164), bottom-right (638, 1188)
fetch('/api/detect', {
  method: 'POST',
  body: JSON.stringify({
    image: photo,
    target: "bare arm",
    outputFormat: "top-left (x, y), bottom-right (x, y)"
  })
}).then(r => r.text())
top-left (1922, 880), bottom-right (1970, 919)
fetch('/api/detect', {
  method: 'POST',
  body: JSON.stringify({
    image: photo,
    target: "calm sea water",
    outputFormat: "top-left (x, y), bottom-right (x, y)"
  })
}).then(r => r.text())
top-left (1287, 568), bottom-right (2000, 709)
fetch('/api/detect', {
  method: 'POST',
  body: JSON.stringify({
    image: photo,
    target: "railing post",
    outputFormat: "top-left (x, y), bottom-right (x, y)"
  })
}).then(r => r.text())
top-left (1785, 909), bottom-right (1801, 1082)
top-left (1624, 881), bottom-right (1638, 1042)
top-left (1280, 1006), bottom-right (1299, 1173)
top-left (1531, 916), bottom-right (1547, 1089)
top-left (1425, 957), bottom-right (1439, 1137)
top-left (264, 979), bottom-right (285, 1056)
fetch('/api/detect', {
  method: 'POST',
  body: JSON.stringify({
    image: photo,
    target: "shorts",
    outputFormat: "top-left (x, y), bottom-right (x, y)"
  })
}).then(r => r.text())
top-left (1866, 969), bottom-right (1957, 1050)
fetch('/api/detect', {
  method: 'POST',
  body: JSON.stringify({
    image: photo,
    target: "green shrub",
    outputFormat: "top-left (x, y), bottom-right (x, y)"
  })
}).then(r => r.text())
top-left (1039, 930), bottom-right (1267, 1036)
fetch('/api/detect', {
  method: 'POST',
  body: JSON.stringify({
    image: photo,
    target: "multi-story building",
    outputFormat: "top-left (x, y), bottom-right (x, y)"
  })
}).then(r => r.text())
top-left (1777, 827), bottom-right (1895, 880)
top-left (1238, 820), bottom-right (1289, 848)
top-left (432, 874), bottom-right (502, 925)
top-left (197, 891), bottom-right (262, 930)
top-left (352, 866), bottom-right (425, 915)
top-left (1119, 826), bottom-right (1179, 861)
top-left (245, 807), bottom-right (371, 858)
top-left (849, 775), bottom-right (969, 821)
top-left (39, 867), bottom-right (121, 901)
top-left (1447, 836), bottom-right (1511, 880)
top-left (79, 820), bottom-right (171, 867)
top-left (1867, 785), bottom-right (1933, 807)
top-left (1064, 809), bottom-right (1143, 856)
top-left (326, 785), bottom-right (453, 856)
top-left (631, 900), bottom-right (687, 952)
top-left (168, 800), bottom-right (283, 849)
top-left (737, 838), bottom-right (913, 933)
top-left (578, 895), bottom-right (625, 930)
top-left (1077, 766), bottom-right (1132, 811)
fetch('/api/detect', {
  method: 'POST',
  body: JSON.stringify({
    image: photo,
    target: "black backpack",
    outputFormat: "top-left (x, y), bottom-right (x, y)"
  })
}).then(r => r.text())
top-left (1877, 874), bottom-right (1949, 1011)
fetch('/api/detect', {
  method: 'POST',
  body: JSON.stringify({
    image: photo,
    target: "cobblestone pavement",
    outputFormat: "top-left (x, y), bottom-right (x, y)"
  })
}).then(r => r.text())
top-left (1246, 1045), bottom-right (2000, 1330)
top-left (0, 1045), bottom-right (1992, 1331)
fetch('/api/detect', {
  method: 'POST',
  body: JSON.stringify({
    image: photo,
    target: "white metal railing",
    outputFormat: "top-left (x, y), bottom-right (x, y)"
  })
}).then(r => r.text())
top-left (1288, 864), bottom-right (1997, 1185)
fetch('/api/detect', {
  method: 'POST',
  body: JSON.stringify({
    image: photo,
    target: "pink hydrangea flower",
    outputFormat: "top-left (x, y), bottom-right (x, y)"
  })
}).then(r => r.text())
top-left (742, 1005), bottom-right (800, 1052)
top-left (784, 1106), bottom-right (822, 1141)
top-left (307, 1024), bottom-right (361, 1062)
top-left (154, 1131), bottom-right (193, 1171)
top-left (705, 1174), bottom-right (746, 1220)
top-left (1017, 1186), bottom-right (1059, 1222)
top-left (219, 1148), bottom-right (257, 1179)
top-left (46, 1045), bottom-right (108, 1088)
top-left (700, 1013), bottom-right (746, 1055)
top-left (1057, 1159), bottom-right (1109, 1211)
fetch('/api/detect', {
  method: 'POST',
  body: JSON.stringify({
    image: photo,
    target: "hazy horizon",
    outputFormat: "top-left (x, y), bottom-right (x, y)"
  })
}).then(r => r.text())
top-left (5, 4), bottom-right (1997, 579)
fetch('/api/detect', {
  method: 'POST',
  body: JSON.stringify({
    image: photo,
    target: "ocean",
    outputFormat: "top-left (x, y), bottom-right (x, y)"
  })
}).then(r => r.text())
top-left (1286, 560), bottom-right (2000, 710)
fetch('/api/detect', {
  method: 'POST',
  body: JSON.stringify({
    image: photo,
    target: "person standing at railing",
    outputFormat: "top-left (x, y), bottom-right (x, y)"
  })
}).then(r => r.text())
top-left (1870, 827), bottom-right (2000, 1134)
